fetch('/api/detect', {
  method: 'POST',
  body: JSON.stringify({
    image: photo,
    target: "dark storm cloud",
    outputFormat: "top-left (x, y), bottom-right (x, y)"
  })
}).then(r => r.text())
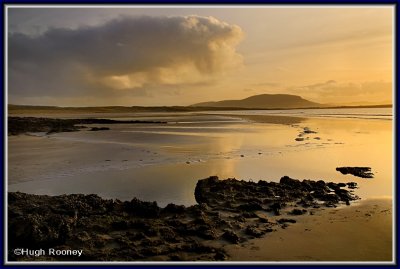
top-left (9, 15), bottom-right (243, 98)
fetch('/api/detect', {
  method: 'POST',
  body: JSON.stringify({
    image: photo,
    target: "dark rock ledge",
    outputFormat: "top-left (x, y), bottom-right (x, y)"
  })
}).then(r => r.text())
top-left (8, 176), bottom-right (359, 261)
top-left (336, 167), bottom-right (374, 178)
top-left (8, 117), bottom-right (167, 135)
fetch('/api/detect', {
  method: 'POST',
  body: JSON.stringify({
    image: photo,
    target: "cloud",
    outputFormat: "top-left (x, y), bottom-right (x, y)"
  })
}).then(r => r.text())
top-left (305, 80), bottom-right (337, 90)
top-left (253, 82), bottom-right (281, 88)
top-left (288, 80), bottom-right (392, 104)
top-left (9, 15), bottom-right (243, 99)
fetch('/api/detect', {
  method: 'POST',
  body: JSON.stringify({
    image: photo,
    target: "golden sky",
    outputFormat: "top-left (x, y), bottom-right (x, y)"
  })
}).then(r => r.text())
top-left (8, 6), bottom-right (393, 106)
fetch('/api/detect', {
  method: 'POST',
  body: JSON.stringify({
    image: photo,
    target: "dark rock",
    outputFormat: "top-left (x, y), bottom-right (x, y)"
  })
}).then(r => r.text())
top-left (125, 198), bottom-right (160, 218)
top-left (289, 209), bottom-right (307, 215)
top-left (336, 167), bottom-right (374, 178)
top-left (303, 127), bottom-right (317, 134)
top-left (335, 189), bottom-right (354, 201)
top-left (316, 180), bottom-right (326, 188)
top-left (297, 198), bottom-right (315, 208)
top-left (324, 202), bottom-right (337, 208)
top-left (9, 214), bottom-right (72, 248)
top-left (234, 215), bottom-right (246, 223)
top-left (194, 176), bottom-right (219, 204)
top-left (8, 174), bottom-right (361, 261)
top-left (245, 226), bottom-right (264, 238)
top-left (215, 251), bottom-right (228, 261)
top-left (193, 211), bottom-right (211, 226)
top-left (327, 182), bottom-right (339, 191)
top-left (222, 230), bottom-right (240, 244)
top-left (140, 246), bottom-right (161, 257)
top-left (242, 212), bottom-right (259, 218)
top-left (111, 220), bottom-right (130, 230)
top-left (347, 182), bottom-right (358, 189)
top-left (195, 225), bottom-right (218, 240)
top-left (159, 227), bottom-right (178, 243)
top-left (280, 176), bottom-right (302, 187)
top-left (269, 202), bottom-right (285, 216)
top-left (143, 227), bottom-right (159, 237)
top-left (238, 201), bottom-right (263, 211)
top-left (169, 254), bottom-right (183, 261)
top-left (322, 193), bottom-right (340, 203)
top-left (186, 241), bottom-right (216, 254)
top-left (89, 127), bottom-right (110, 131)
top-left (277, 218), bottom-right (297, 224)
top-left (8, 117), bottom-right (167, 136)
top-left (301, 180), bottom-right (314, 191)
top-left (162, 203), bottom-right (186, 215)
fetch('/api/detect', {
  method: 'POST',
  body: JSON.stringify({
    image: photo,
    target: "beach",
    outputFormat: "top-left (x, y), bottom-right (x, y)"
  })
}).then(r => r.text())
top-left (8, 109), bottom-right (393, 204)
top-left (10, 176), bottom-right (391, 262)
top-left (7, 5), bottom-right (394, 264)
top-left (226, 198), bottom-right (393, 262)
top-left (7, 108), bottom-right (394, 262)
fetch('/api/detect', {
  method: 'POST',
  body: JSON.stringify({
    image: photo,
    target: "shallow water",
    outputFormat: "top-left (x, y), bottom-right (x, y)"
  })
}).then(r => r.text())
top-left (203, 107), bottom-right (393, 120)
top-left (8, 108), bottom-right (393, 207)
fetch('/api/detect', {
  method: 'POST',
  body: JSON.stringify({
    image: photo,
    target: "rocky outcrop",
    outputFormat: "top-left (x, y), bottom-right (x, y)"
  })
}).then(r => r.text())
top-left (89, 127), bottom-right (110, 131)
top-left (8, 117), bottom-right (167, 135)
top-left (194, 176), bottom-right (358, 210)
top-left (336, 167), bottom-right (374, 178)
top-left (8, 176), bottom-right (359, 261)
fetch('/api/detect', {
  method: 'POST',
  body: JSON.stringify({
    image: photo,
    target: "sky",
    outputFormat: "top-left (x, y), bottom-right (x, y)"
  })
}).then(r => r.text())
top-left (7, 6), bottom-right (393, 106)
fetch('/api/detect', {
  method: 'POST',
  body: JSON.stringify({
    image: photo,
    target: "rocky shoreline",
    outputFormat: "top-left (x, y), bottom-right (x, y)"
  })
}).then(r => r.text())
top-left (8, 176), bottom-right (359, 261)
top-left (8, 117), bottom-right (167, 136)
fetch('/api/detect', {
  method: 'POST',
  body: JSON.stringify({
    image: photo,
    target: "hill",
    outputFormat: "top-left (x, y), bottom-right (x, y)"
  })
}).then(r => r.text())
top-left (191, 94), bottom-right (321, 109)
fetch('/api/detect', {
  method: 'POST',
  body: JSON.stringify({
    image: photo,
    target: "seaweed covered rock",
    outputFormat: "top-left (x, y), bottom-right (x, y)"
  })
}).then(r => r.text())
top-left (194, 176), bottom-right (358, 211)
top-left (8, 175), bottom-right (360, 261)
top-left (124, 198), bottom-right (160, 218)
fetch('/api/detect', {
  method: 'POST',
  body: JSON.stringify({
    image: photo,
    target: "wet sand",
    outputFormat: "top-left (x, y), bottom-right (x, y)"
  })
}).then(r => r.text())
top-left (8, 113), bottom-right (393, 205)
top-left (212, 113), bottom-right (306, 125)
top-left (226, 198), bottom-right (393, 262)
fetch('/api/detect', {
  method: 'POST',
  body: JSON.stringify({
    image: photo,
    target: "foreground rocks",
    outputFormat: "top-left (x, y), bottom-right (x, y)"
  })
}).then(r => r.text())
top-left (8, 117), bottom-right (167, 135)
top-left (336, 167), bottom-right (374, 178)
top-left (8, 176), bottom-right (359, 261)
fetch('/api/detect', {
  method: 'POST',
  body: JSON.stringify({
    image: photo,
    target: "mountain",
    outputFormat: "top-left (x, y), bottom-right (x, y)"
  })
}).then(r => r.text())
top-left (191, 94), bottom-right (321, 109)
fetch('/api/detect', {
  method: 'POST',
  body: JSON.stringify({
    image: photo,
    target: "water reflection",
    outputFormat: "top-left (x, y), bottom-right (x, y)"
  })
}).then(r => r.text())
top-left (8, 113), bottom-right (393, 206)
